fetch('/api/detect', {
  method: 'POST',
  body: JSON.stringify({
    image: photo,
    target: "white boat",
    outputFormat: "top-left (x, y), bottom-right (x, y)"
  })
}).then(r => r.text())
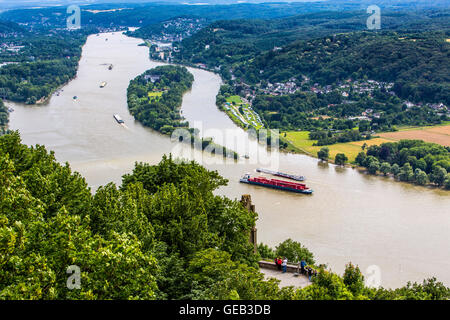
top-left (113, 114), bottom-right (124, 124)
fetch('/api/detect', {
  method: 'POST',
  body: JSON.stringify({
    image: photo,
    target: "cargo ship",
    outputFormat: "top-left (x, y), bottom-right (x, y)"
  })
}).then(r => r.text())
top-left (256, 168), bottom-right (305, 181)
top-left (240, 174), bottom-right (313, 194)
top-left (113, 114), bottom-right (124, 124)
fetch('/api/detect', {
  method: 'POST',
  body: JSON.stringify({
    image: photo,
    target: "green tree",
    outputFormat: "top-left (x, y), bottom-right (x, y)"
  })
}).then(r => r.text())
top-left (334, 153), bottom-right (348, 166)
top-left (295, 269), bottom-right (354, 300)
top-left (444, 174), bottom-right (450, 190)
top-left (414, 168), bottom-right (428, 186)
top-left (258, 243), bottom-right (276, 260)
top-left (355, 151), bottom-right (367, 166)
top-left (399, 163), bottom-right (414, 182)
top-left (343, 263), bottom-right (365, 297)
top-left (391, 163), bottom-right (401, 177)
top-left (275, 239), bottom-right (315, 265)
top-left (317, 147), bottom-right (329, 161)
top-left (430, 166), bottom-right (447, 186)
top-left (187, 248), bottom-right (283, 300)
top-left (368, 160), bottom-right (380, 175)
top-left (380, 162), bottom-right (391, 176)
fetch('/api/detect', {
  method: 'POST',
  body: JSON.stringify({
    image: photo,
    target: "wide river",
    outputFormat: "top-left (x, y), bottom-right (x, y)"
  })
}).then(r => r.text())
top-left (7, 32), bottom-right (450, 289)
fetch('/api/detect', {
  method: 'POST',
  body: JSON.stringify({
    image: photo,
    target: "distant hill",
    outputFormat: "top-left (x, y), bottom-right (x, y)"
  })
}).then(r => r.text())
top-left (128, 16), bottom-right (208, 42)
top-left (4, 0), bottom-right (449, 29)
top-left (174, 9), bottom-right (450, 74)
top-left (239, 31), bottom-right (450, 104)
top-left (0, 20), bottom-right (26, 35)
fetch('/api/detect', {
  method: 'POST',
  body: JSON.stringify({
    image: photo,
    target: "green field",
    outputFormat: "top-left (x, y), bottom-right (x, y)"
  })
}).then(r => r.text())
top-left (226, 95), bottom-right (243, 104)
top-left (283, 131), bottom-right (393, 163)
top-left (148, 91), bottom-right (163, 101)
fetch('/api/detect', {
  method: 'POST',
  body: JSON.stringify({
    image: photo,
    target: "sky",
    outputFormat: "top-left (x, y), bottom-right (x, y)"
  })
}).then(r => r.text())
top-left (0, 0), bottom-right (446, 10)
top-left (2, 0), bottom-right (326, 10)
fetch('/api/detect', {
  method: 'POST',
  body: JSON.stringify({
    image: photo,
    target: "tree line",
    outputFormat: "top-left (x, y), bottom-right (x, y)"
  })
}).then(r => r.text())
top-left (317, 139), bottom-right (450, 189)
top-left (355, 140), bottom-right (450, 188)
top-left (0, 27), bottom-right (93, 107)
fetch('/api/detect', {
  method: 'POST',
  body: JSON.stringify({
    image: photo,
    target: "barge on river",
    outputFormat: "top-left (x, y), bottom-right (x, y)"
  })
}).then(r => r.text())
top-left (240, 174), bottom-right (313, 194)
top-left (113, 114), bottom-right (124, 124)
top-left (256, 168), bottom-right (305, 181)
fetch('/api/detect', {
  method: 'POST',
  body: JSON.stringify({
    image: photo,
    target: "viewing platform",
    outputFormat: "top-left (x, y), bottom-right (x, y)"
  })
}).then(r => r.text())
top-left (259, 261), bottom-right (312, 288)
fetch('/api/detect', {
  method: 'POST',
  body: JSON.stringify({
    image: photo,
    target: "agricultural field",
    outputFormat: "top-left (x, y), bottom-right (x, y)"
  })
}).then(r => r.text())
top-left (283, 131), bottom-right (393, 163)
top-left (379, 124), bottom-right (450, 147)
top-left (223, 95), bottom-right (264, 129)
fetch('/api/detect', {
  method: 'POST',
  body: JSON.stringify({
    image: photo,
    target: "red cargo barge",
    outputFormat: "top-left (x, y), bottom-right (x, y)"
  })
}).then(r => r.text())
top-left (240, 174), bottom-right (313, 194)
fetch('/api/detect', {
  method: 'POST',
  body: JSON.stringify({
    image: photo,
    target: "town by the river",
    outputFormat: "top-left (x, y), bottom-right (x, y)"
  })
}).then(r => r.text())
top-left (7, 31), bottom-right (450, 289)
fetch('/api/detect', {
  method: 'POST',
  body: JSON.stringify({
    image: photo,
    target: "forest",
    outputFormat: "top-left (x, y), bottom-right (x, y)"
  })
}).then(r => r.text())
top-left (174, 9), bottom-right (450, 81)
top-left (127, 65), bottom-right (238, 159)
top-left (354, 139), bottom-right (450, 188)
top-left (5, 1), bottom-right (441, 30)
top-left (0, 22), bottom-right (94, 106)
top-left (1, 132), bottom-right (449, 299)
top-left (127, 65), bottom-right (194, 135)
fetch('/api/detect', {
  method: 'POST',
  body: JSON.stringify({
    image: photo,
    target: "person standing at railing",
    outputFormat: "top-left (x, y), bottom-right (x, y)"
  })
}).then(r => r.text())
top-left (276, 257), bottom-right (282, 271)
top-left (282, 257), bottom-right (288, 273)
top-left (300, 259), bottom-right (307, 275)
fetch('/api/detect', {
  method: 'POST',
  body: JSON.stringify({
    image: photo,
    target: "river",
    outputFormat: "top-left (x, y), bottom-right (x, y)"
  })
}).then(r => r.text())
top-left (7, 31), bottom-right (450, 289)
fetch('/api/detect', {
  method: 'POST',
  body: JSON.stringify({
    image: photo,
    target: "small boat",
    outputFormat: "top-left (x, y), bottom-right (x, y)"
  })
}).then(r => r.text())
top-left (240, 174), bottom-right (313, 194)
top-left (100, 81), bottom-right (107, 88)
top-left (113, 114), bottom-right (124, 124)
top-left (256, 168), bottom-right (305, 181)
top-left (108, 64), bottom-right (113, 70)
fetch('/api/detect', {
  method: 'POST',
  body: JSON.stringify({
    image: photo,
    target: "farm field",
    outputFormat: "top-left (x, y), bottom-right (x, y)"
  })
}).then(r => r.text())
top-left (379, 125), bottom-right (450, 146)
top-left (283, 131), bottom-right (393, 162)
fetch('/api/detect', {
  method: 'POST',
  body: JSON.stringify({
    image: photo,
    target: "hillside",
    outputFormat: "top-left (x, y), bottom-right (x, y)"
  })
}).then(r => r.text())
top-left (240, 31), bottom-right (450, 105)
top-left (128, 16), bottom-right (207, 42)
top-left (174, 9), bottom-right (450, 80)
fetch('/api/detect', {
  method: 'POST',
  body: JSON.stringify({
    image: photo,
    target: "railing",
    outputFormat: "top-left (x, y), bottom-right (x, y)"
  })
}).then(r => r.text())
top-left (259, 260), bottom-right (318, 278)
